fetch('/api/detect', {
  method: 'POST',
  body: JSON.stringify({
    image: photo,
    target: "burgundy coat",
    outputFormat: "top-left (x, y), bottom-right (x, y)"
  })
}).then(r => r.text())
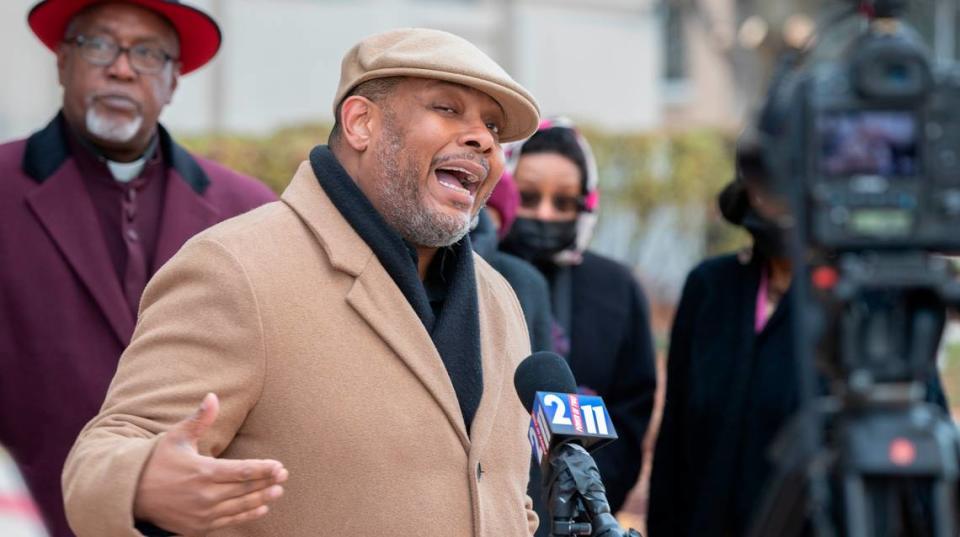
top-left (0, 114), bottom-right (277, 537)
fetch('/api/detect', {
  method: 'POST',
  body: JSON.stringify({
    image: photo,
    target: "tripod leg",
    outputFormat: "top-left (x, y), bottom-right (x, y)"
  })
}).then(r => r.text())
top-left (931, 479), bottom-right (957, 537)
top-left (844, 473), bottom-right (873, 537)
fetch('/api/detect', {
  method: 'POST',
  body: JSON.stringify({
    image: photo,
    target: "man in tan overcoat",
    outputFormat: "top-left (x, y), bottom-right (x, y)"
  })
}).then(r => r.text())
top-left (62, 28), bottom-right (542, 537)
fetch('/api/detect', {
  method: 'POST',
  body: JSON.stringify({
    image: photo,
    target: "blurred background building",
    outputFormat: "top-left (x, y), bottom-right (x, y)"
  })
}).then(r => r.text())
top-left (1, 0), bottom-right (668, 138)
top-left (2, 0), bottom-right (954, 136)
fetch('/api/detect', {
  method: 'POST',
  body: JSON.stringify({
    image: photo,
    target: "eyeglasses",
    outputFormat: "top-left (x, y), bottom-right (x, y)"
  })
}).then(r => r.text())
top-left (519, 190), bottom-right (583, 214)
top-left (65, 34), bottom-right (177, 75)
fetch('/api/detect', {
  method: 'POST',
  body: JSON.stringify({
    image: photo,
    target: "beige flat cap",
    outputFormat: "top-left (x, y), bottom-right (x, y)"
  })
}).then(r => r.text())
top-left (335, 28), bottom-right (540, 143)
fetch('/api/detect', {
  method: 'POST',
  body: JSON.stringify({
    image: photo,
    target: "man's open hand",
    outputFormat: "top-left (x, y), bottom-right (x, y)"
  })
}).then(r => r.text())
top-left (133, 393), bottom-right (288, 535)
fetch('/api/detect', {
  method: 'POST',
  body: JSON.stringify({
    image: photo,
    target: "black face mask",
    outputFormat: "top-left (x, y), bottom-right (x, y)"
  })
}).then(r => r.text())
top-left (501, 217), bottom-right (578, 264)
top-left (741, 208), bottom-right (787, 260)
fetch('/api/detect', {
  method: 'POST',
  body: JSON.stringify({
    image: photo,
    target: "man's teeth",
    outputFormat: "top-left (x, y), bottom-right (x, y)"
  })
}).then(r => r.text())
top-left (437, 170), bottom-right (474, 195)
top-left (439, 178), bottom-right (471, 195)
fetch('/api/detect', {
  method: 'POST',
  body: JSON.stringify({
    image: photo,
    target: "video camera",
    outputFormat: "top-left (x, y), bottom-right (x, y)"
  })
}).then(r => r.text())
top-left (763, 0), bottom-right (960, 252)
top-left (747, 1), bottom-right (960, 536)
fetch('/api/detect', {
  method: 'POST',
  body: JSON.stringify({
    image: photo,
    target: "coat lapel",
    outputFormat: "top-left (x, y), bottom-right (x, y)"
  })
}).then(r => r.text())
top-left (281, 161), bottom-right (470, 449)
top-left (459, 268), bottom-right (509, 456)
top-left (21, 114), bottom-right (219, 338)
top-left (346, 269), bottom-right (470, 449)
top-left (738, 258), bottom-right (761, 354)
top-left (25, 162), bottom-right (134, 345)
top-left (154, 169), bottom-right (219, 269)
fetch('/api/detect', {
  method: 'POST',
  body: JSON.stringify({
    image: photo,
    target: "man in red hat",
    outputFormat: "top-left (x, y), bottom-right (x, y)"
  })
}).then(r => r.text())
top-left (0, 2), bottom-right (276, 535)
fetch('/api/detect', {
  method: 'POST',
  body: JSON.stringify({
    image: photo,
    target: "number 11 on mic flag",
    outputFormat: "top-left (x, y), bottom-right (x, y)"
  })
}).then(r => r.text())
top-left (528, 391), bottom-right (618, 465)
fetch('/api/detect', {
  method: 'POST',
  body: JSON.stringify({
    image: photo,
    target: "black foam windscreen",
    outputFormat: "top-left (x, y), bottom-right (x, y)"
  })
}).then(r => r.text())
top-left (514, 351), bottom-right (578, 413)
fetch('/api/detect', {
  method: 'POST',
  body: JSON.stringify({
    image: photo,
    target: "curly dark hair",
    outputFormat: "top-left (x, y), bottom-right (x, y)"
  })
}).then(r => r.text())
top-left (717, 131), bottom-right (772, 226)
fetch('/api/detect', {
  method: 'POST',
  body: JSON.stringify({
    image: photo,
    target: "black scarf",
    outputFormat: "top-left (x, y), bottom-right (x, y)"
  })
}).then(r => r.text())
top-left (309, 146), bottom-right (483, 432)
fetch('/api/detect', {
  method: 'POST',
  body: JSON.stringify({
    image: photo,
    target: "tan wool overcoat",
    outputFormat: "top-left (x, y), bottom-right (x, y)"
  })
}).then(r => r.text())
top-left (62, 160), bottom-right (537, 536)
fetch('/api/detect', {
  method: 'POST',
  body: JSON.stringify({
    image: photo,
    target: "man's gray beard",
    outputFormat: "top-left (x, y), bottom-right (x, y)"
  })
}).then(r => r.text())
top-left (86, 107), bottom-right (143, 144)
top-left (374, 120), bottom-right (474, 248)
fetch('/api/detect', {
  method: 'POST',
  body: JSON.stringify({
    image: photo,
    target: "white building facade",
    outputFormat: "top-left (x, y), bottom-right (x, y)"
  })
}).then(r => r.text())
top-left (0, 0), bottom-right (670, 141)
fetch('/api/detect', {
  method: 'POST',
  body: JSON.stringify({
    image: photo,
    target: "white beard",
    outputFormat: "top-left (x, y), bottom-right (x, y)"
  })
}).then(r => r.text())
top-left (85, 107), bottom-right (143, 143)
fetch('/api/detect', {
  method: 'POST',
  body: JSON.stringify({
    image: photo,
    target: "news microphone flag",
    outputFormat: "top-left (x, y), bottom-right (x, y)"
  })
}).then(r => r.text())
top-left (528, 391), bottom-right (618, 465)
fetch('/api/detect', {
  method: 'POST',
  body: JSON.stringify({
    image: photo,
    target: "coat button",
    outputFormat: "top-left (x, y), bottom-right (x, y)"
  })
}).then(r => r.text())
top-left (476, 462), bottom-right (483, 480)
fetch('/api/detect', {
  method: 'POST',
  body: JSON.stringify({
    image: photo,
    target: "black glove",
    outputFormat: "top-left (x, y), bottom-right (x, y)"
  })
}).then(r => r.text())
top-left (543, 443), bottom-right (642, 537)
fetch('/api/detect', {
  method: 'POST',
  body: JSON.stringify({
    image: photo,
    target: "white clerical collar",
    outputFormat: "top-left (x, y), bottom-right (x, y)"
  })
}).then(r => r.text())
top-left (107, 157), bottom-right (147, 183)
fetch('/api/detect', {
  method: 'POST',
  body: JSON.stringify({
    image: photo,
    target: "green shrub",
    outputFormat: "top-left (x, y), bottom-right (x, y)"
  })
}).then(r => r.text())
top-left (578, 126), bottom-right (746, 256)
top-left (179, 124), bottom-right (332, 194)
top-left (180, 123), bottom-right (746, 257)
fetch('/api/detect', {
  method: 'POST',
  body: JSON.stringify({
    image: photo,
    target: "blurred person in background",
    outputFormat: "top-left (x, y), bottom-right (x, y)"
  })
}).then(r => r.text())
top-left (647, 135), bottom-right (800, 537)
top-left (0, 1), bottom-right (275, 535)
top-left (647, 137), bottom-right (949, 537)
top-left (0, 446), bottom-right (48, 537)
top-left (500, 118), bottom-right (658, 520)
top-left (471, 171), bottom-right (554, 352)
top-left (484, 168), bottom-right (520, 239)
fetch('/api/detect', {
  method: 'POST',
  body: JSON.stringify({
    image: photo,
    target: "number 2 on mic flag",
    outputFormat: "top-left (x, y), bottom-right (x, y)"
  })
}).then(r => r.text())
top-left (528, 391), bottom-right (618, 464)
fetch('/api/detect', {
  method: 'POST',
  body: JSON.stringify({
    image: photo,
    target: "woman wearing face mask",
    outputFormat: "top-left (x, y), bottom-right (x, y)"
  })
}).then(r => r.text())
top-left (501, 118), bottom-right (658, 517)
top-left (647, 138), bottom-right (950, 537)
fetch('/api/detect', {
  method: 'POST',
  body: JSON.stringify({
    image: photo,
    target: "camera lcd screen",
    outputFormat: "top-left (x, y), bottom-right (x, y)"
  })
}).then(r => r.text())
top-left (818, 111), bottom-right (919, 177)
top-left (849, 208), bottom-right (913, 237)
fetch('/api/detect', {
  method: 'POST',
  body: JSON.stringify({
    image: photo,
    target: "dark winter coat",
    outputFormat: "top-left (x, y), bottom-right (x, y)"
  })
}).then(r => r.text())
top-left (539, 251), bottom-right (658, 514)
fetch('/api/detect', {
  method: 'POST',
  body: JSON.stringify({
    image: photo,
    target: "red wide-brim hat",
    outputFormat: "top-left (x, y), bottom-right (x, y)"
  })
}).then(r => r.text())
top-left (28, 0), bottom-right (221, 75)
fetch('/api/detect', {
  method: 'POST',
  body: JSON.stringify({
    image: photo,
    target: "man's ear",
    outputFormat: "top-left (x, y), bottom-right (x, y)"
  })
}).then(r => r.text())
top-left (339, 96), bottom-right (378, 152)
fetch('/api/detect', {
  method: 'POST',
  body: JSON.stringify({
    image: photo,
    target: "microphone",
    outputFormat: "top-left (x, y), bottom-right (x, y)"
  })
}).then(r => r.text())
top-left (514, 352), bottom-right (642, 537)
top-left (514, 351), bottom-right (618, 464)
